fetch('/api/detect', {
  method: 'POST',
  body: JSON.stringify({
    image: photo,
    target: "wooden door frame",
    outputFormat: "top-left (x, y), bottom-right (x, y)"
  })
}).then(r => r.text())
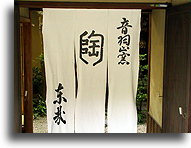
top-left (15, 1), bottom-right (170, 9)
top-left (14, 4), bottom-right (22, 133)
top-left (15, 1), bottom-right (170, 133)
top-left (162, 3), bottom-right (191, 133)
top-left (15, 5), bottom-right (33, 132)
top-left (20, 19), bottom-right (33, 133)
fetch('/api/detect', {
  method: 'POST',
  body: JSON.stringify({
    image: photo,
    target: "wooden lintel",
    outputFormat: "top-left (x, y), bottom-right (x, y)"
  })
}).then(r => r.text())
top-left (15, 1), bottom-right (171, 9)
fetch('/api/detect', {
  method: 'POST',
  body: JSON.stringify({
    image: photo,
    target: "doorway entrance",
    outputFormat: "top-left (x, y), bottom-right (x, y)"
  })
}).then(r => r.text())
top-left (15, 1), bottom-right (172, 133)
top-left (27, 10), bottom-right (150, 133)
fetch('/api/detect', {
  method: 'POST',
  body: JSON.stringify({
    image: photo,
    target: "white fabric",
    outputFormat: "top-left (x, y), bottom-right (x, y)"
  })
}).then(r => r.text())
top-left (74, 10), bottom-right (108, 133)
top-left (43, 9), bottom-right (141, 133)
top-left (43, 9), bottom-right (76, 133)
top-left (107, 10), bottom-right (141, 133)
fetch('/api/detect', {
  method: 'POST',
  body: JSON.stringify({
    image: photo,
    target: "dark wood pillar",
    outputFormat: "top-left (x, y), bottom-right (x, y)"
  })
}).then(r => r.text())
top-left (14, 4), bottom-right (22, 133)
top-left (23, 22), bottom-right (33, 133)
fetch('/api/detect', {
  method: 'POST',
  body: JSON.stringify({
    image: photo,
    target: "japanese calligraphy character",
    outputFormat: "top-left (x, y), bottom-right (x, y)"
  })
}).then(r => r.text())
top-left (117, 18), bottom-right (132, 34)
top-left (53, 83), bottom-right (67, 105)
top-left (80, 30), bottom-right (104, 66)
top-left (118, 35), bottom-right (130, 46)
top-left (118, 52), bottom-right (130, 65)
top-left (53, 106), bottom-right (66, 125)
top-left (80, 31), bottom-right (89, 56)
top-left (119, 46), bottom-right (129, 52)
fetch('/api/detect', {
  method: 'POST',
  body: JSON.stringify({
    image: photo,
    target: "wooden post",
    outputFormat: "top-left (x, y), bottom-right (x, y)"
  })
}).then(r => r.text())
top-left (14, 4), bottom-right (22, 133)
top-left (23, 22), bottom-right (33, 133)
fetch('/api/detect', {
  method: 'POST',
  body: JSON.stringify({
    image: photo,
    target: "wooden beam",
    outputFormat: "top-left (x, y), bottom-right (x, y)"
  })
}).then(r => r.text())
top-left (15, 1), bottom-right (170, 9)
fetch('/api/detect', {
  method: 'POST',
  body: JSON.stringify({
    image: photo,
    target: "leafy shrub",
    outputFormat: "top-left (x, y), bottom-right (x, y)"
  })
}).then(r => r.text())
top-left (136, 53), bottom-right (148, 124)
top-left (33, 95), bottom-right (46, 119)
top-left (136, 14), bottom-right (149, 124)
top-left (32, 54), bottom-right (46, 119)
top-left (33, 66), bottom-right (43, 97)
top-left (137, 110), bottom-right (147, 124)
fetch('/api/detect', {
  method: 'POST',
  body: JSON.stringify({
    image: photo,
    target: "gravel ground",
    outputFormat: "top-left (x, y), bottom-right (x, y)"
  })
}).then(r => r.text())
top-left (137, 123), bottom-right (147, 133)
top-left (33, 117), bottom-right (146, 133)
top-left (33, 117), bottom-right (48, 133)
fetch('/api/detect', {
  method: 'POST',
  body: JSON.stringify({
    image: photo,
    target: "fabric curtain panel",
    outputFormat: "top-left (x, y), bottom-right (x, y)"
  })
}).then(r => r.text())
top-left (43, 9), bottom-right (141, 133)
top-left (74, 10), bottom-right (108, 133)
top-left (43, 9), bottom-right (76, 133)
top-left (107, 9), bottom-right (141, 133)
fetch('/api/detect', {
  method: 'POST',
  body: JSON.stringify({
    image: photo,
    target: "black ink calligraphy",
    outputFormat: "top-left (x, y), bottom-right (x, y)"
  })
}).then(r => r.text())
top-left (80, 30), bottom-right (104, 66)
top-left (117, 18), bottom-right (132, 34)
top-left (53, 83), bottom-right (67, 125)
top-left (117, 52), bottom-right (130, 65)
top-left (117, 18), bottom-right (132, 65)
top-left (53, 106), bottom-right (66, 125)
top-left (53, 83), bottom-right (67, 104)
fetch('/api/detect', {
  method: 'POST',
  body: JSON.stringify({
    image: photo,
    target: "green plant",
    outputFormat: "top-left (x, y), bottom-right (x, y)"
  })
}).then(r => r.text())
top-left (137, 54), bottom-right (148, 109)
top-left (137, 110), bottom-right (147, 124)
top-left (33, 66), bottom-right (43, 97)
top-left (33, 95), bottom-right (46, 119)
top-left (33, 53), bottom-right (45, 97)
top-left (32, 53), bottom-right (46, 118)
top-left (136, 14), bottom-right (149, 124)
top-left (136, 53), bottom-right (148, 124)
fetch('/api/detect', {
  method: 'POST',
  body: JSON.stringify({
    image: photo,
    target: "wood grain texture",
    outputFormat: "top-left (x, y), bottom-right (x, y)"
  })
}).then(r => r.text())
top-left (163, 3), bottom-right (191, 133)
top-left (14, 5), bottom-right (22, 133)
top-left (147, 113), bottom-right (162, 133)
top-left (23, 22), bottom-right (33, 133)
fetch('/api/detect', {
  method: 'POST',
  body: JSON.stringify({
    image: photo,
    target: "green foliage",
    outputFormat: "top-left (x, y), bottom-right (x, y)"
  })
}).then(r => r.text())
top-left (37, 53), bottom-right (44, 63)
top-left (137, 110), bottom-right (147, 124)
top-left (136, 14), bottom-right (149, 124)
top-left (33, 95), bottom-right (46, 119)
top-left (33, 53), bottom-right (46, 118)
top-left (33, 66), bottom-right (43, 97)
top-left (137, 53), bottom-right (148, 124)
